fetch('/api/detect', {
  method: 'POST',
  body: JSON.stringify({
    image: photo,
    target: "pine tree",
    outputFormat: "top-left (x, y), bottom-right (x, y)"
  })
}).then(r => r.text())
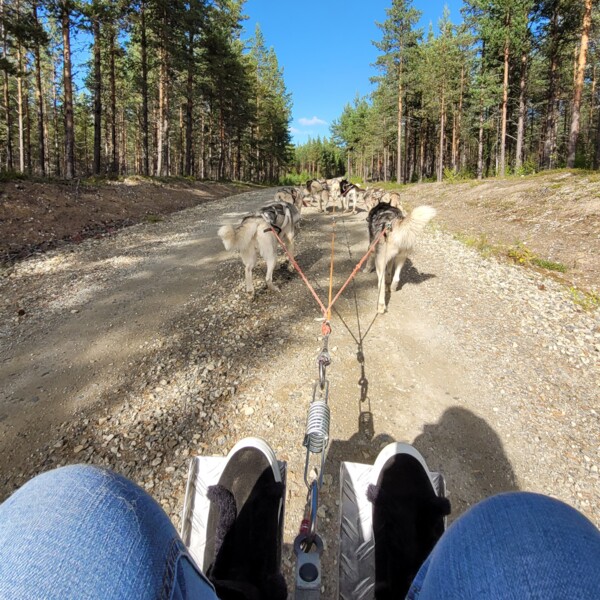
top-left (373, 0), bottom-right (421, 182)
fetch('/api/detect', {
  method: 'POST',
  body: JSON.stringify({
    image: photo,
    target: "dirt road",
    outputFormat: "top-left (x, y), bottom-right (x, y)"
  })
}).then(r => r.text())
top-left (1, 187), bottom-right (598, 597)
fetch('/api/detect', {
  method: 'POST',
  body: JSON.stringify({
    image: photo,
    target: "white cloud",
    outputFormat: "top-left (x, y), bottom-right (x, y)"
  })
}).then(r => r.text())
top-left (290, 127), bottom-right (301, 134)
top-left (298, 116), bottom-right (327, 127)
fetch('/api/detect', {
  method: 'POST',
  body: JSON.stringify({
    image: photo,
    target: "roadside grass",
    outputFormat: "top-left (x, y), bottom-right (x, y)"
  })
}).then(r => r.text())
top-left (144, 214), bottom-right (163, 223)
top-left (453, 232), bottom-right (497, 258)
top-left (453, 235), bottom-right (569, 275)
top-left (568, 288), bottom-right (600, 311)
top-left (452, 233), bottom-right (599, 311)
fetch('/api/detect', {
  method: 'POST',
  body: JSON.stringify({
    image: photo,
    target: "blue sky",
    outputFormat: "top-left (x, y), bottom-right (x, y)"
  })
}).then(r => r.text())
top-left (242, 0), bottom-right (464, 145)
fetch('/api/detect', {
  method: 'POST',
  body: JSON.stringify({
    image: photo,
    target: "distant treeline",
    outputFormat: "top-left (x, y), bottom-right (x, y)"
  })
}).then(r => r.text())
top-left (0, 1), bottom-right (291, 182)
top-left (291, 0), bottom-right (598, 183)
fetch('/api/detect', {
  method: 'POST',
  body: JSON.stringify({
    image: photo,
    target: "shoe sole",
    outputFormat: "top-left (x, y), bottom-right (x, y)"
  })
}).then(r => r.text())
top-left (226, 437), bottom-right (283, 483)
top-left (370, 442), bottom-right (438, 493)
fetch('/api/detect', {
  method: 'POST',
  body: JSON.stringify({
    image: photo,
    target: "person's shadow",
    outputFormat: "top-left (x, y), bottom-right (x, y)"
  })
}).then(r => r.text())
top-left (412, 407), bottom-right (519, 519)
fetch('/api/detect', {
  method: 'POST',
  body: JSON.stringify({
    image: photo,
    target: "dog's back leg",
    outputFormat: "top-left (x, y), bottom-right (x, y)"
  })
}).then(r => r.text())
top-left (240, 244), bottom-right (257, 294)
top-left (283, 230), bottom-right (296, 272)
top-left (258, 231), bottom-right (281, 293)
top-left (375, 248), bottom-right (389, 314)
top-left (391, 253), bottom-right (407, 291)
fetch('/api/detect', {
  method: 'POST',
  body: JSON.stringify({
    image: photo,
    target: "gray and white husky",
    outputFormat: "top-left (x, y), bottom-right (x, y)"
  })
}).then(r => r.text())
top-left (274, 187), bottom-right (305, 211)
top-left (364, 202), bottom-right (436, 313)
top-left (218, 201), bottom-right (301, 294)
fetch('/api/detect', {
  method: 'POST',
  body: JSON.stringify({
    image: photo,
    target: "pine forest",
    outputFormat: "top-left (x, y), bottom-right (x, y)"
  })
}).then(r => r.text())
top-left (293, 0), bottom-right (600, 183)
top-left (1, 0), bottom-right (599, 184)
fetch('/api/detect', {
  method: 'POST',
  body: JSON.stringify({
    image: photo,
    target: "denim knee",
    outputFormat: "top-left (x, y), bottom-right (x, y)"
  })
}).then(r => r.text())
top-left (409, 492), bottom-right (600, 599)
top-left (0, 464), bottom-right (215, 600)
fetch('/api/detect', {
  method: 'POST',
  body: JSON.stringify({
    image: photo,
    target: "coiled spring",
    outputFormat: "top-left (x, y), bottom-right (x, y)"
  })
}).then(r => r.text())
top-left (303, 398), bottom-right (330, 454)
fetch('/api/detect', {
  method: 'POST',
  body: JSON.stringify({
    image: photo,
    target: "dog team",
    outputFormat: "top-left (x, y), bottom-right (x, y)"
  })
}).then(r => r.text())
top-left (218, 177), bottom-right (435, 313)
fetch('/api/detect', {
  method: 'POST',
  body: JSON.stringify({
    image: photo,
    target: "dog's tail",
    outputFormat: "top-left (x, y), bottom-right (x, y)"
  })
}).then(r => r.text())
top-left (403, 205), bottom-right (436, 234)
top-left (218, 219), bottom-right (259, 252)
top-left (392, 205), bottom-right (436, 250)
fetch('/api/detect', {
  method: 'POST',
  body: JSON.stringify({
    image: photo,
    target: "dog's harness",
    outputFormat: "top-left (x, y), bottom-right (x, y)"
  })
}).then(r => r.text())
top-left (259, 202), bottom-right (295, 234)
top-left (340, 183), bottom-right (355, 197)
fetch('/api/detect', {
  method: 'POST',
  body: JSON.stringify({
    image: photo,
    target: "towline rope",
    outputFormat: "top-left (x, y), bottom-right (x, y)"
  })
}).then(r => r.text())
top-left (268, 222), bottom-right (387, 319)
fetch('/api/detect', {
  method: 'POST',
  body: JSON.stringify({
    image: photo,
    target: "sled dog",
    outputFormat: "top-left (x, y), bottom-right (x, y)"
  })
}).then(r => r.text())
top-left (340, 179), bottom-right (366, 213)
top-left (274, 187), bottom-right (304, 211)
top-left (218, 201), bottom-right (301, 294)
top-left (363, 188), bottom-right (402, 211)
top-left (306, 179), bottom-right (330, 212)
top-left (364, 202), bottom-right (436, 313)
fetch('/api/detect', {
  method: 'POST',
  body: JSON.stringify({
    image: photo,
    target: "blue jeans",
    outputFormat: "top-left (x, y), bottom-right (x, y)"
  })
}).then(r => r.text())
top-left (0, 465), bottom-right (599, 599)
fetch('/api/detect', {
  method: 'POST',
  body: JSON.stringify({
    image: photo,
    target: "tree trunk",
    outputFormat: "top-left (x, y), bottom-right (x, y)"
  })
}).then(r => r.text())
top-left (156, 37), bottom-right (169, 176)
top-left (437, 86), bottom-right (445, 182)
top-left (1, 0), bottom-right (14, 170)
top-left (23, 84), bottom-right (30, 173)
top-left (140, 1), bottom-right (149, 176)
top-left (541, 7), bottom-right (559, 169)
top-left (477, 101), bottom-right (484, 180)
top-left (121, 107), bottom-right (126, 174)
top-left (199, 112), bottom-right (205, 179)
top-left (16, 5), bottom-right (25, 173)
top-left (33, 1), bottom-right (46, 176)
top-left (404, 105), bottom-right (409, 183)
top-left (52, 61), bottom-right (60, 176)
top-left (92, 13), bottom-right (102, 174)
top-left (109, 27), bottom-right (118, 175)
top-left (499, 34), bottom-right (510, 177)
top-left (515, 50), bottom-right (527, 170)
top-left (451, 109), bottom-right (457, 172)
top-left (185, 29), bottom-right (194, 176)
top-left (594, 87), bottom-right (600, 169)
top-left (455, 64), bottom-right (465, 172)
top-left (396, 64), bottom-right (403, 183)
top-left (567, 0), bottom-right (592, 167)
top-left (61, 5), bottom-right (75, 179)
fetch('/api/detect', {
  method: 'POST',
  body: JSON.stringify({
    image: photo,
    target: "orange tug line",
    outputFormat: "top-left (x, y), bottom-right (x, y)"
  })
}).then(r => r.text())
top-left (268, 221), bottom-right (387, 332)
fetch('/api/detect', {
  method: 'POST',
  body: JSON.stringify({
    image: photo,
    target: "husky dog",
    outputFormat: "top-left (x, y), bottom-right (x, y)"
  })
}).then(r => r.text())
top-left (340, 179), bottom-right (366, 214)
top-left (364, 187), bottom-right (386, 211)
top-left (218, 201), bottom-right (301, 294)
top-left (306, 179), bottom-right (330, 212)
top-left (327, 176), bottom-right (345, 209)
top-left (381, 191), bottom-right (402, 209)
top-left (364, 188), bottom-right (402, 211)
top-left (274, 187), bottom-right (304, 211)
top-left (364, 202), bottom-right (436, 313)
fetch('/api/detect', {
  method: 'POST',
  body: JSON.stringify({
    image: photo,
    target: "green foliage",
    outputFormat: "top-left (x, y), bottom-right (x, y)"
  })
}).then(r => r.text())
top-left (507, 242), bottom-right (567, 273)
top-left (515, 160), bottom-right (537, 176)
top-left (0, 170), bottom-right (27, 183)
top-left (507, 242), bottom-right (536, 264)
top-left (453, 232), bottom-right (496, 257)
top-left (568, 288), bottom-right (600, 311)
top-left (443, 167), bottom-right (474, 182)
top-left (289, 138), bottom-right (345, 180)
top-left (531, 258), bottom-right (567, 272)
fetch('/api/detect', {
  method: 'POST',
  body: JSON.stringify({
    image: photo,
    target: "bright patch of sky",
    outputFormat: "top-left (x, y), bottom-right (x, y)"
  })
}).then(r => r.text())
top-left (242, 0), bottom-right (464, 145)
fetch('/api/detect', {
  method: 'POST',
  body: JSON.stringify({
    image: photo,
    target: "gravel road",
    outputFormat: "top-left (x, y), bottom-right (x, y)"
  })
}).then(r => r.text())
top-left (1, 188), bottom-right (598, 597)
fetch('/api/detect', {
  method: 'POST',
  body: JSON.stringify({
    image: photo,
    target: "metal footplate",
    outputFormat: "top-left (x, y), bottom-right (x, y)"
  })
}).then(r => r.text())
top-left (180, 454), bottom-right (287, 570)
top-left (337, 454), bottom-right (446, 600)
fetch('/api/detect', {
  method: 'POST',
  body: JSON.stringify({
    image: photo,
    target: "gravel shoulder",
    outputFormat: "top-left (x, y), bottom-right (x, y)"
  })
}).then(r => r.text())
top-left (1, 183), bottom-right (599, 598)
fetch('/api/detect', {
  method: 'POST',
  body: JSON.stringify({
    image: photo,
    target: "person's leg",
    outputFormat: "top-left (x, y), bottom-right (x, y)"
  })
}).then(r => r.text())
top-left (408, 492), bottom-right (600, 600)
top-left (0, 464), bottom-right (216, 600)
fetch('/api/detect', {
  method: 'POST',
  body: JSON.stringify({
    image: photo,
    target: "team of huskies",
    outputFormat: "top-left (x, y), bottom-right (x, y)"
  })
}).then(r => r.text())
top-left (218, 177), bottom-right (436, 314)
